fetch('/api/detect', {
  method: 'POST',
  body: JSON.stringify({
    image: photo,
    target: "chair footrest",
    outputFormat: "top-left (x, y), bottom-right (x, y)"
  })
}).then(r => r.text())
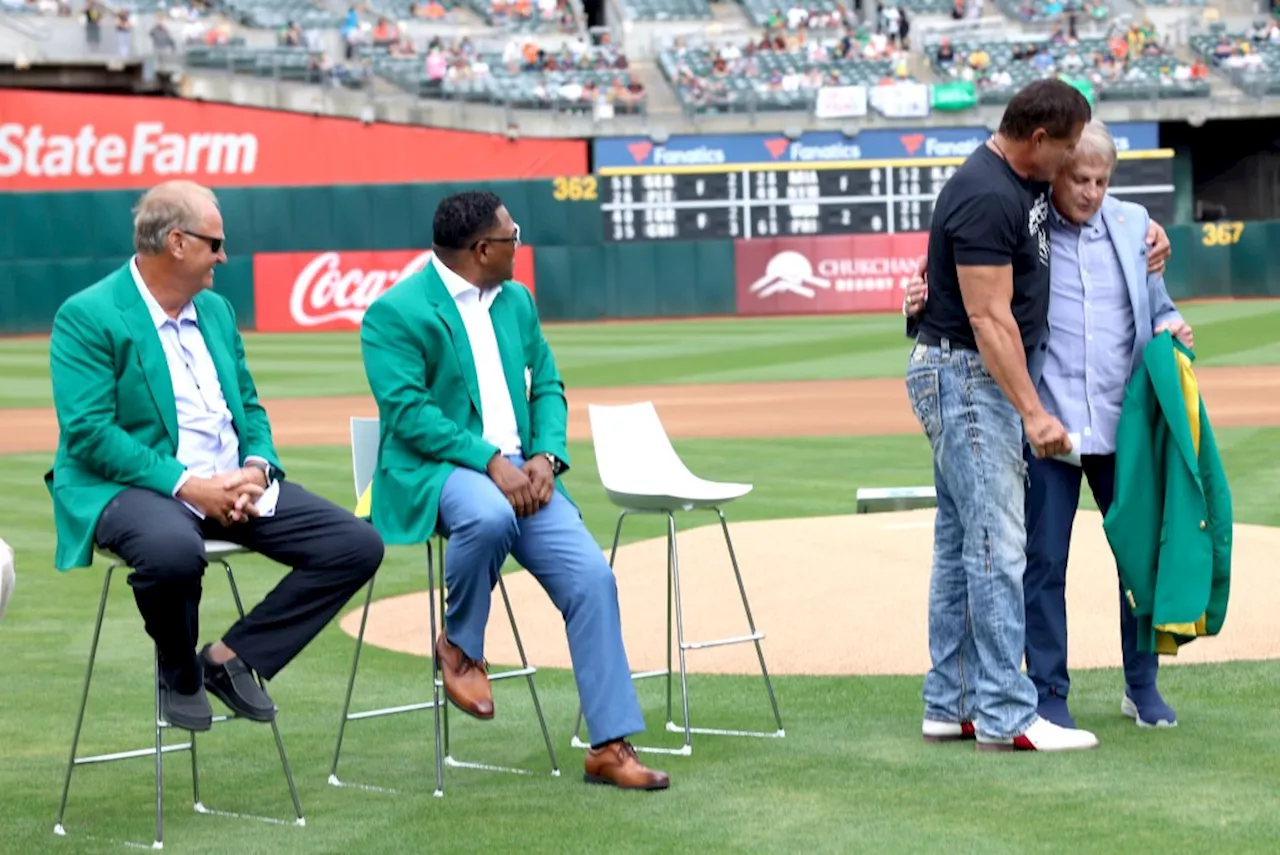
top-left (433, 665), bottom-right (535, 687)
top-left (681, 632), bottom-right (764, 651)
top-left (630, 668), bottom-right (670, 680)
top-left (665, 722), bottom-right (786, 739)
top-left (345, 700), bottom-right (440, 720)
top-left (74, 742), bottom-right (193, 765)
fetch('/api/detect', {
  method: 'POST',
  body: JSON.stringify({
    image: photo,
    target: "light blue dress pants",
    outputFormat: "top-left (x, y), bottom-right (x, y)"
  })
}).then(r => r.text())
top-left (437, 454), bottom-right (645, 746)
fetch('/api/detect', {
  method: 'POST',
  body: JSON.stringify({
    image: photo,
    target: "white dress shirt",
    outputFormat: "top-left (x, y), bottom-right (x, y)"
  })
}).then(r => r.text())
top-left (131, 257), bottom-right (273, 517)
top-left (432, 255), bottom-right (522, 456)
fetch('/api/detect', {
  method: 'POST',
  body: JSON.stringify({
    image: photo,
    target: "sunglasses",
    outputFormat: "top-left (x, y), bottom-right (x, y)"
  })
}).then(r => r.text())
top-left (469, 223), bottom-right (521, 251)
top-left (182, 230), bottom-right (224, 254)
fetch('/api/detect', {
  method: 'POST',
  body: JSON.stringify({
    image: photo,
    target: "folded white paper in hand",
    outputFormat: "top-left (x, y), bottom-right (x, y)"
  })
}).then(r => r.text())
top-left (254, 479), bottom-right (281, 518)
top-left (1053, 433), bottom-right (1082, 467)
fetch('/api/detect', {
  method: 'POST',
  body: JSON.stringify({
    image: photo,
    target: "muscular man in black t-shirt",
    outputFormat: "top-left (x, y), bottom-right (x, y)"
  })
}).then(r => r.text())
top-left (904, 79), bottom-right (1100, 753)
top-left (916, 144), bottom-right (1051, 363)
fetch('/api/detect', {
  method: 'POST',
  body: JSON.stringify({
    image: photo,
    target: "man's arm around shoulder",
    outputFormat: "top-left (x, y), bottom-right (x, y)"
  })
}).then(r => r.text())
top-left (360, 296), bottom-right (499, 471)
top-left (1114, 199), bottom-right (1185, 333)
top-left (49, 297), bottom-right (186, 494)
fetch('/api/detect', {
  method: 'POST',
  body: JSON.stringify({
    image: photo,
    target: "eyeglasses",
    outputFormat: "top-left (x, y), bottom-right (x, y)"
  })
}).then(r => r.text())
top-left (469, 222), bottom-right (521, 251)
top-left (181, 230), bottom-right (224, 254)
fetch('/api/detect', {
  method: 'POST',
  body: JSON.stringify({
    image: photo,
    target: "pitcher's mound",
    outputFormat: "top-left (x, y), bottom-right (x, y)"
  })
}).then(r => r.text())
top-left (340, 510), bottom-right (1279, 676)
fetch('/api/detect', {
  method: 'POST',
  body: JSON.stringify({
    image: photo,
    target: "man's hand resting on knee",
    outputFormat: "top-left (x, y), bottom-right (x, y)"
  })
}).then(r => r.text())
top-left (487, 454), bottom-right (539, 517)
top-left (177, 471), bottom-right (266, 525)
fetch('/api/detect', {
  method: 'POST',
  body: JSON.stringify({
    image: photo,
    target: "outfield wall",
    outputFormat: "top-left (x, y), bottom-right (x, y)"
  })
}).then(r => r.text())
top-left (0, 182), bottom-right (1269, 335)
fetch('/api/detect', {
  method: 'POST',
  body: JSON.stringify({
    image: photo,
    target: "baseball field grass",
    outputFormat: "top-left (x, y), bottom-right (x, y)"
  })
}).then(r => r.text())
top-left (2, 305), bottom-right (1279, 854)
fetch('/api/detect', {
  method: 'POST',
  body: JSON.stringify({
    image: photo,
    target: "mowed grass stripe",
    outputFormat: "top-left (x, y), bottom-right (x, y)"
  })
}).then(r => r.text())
top-left (3, 302), bottom-right (1280, 409)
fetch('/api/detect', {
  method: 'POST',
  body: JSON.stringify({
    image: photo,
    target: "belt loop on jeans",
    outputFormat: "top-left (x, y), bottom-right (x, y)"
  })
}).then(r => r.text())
top-left (939, 336), bottom-right (951, 357)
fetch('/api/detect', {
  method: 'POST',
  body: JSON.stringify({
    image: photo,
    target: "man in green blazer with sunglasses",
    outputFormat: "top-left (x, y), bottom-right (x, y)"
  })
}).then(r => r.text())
top-left (359, 191), bottom-right (669, 791)
top-left (46, 180), bottom-right (384, 735)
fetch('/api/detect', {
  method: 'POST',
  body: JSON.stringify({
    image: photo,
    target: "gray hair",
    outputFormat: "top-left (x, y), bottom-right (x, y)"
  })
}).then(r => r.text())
top-left (132, 181), bottom-right (219, 255)
top-left (1074, 119), bottom-right (1118, 173)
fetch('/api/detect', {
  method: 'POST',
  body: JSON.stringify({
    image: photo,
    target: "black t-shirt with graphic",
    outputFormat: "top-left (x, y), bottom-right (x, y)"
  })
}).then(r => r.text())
top-left (914, 144), bottom-right (1052, 353)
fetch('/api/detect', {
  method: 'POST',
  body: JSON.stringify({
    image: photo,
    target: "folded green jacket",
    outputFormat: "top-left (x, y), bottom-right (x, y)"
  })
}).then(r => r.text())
top-left (1102, 332), bottom-right (1233, 655)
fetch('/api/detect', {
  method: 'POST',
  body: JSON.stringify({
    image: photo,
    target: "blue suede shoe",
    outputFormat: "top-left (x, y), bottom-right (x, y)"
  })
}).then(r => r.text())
top-left (1037, 694), bottom-right (1076, 729)
top-left (1122, 686), bottom-right (1177, 728)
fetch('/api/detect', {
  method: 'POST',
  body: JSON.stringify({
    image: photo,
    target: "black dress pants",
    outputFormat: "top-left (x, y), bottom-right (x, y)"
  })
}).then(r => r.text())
top-left (94, 481), bottom-right (384, 693)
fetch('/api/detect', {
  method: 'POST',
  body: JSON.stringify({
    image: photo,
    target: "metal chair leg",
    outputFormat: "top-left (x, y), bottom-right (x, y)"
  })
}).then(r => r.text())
top-left (218, 560), bottom-right (305, 825)
top-left (328, 543), bottom-right (444, 794)
top-left (429, 539), bottom-right (445, 797)
top-left (54, 557), bottom-right (306, 848)
top-left (570, 506), bottom-right (786, 756)
top-left (54, 564), bottom-right (116, 841)
top-left (437, 537), bottom-right (560, 780)
top-left (713, 508), bottom-right (785, 737)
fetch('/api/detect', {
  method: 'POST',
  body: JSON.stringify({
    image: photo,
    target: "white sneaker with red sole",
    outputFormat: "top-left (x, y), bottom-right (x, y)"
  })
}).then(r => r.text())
top-left (922, 719), bottom-right (975, 742)
top-left (976, 715), bottom-right (1099, 752)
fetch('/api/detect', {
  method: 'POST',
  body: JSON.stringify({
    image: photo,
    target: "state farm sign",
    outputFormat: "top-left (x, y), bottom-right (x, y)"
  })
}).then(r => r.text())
top-left (254, 247), bottom-right (536, 332)
top-left (734, 233), bottom-right (928, 316)
top-left (0, 91), bottom-right (586, 190)
top-left (0, 122), bottom-right (257, 180)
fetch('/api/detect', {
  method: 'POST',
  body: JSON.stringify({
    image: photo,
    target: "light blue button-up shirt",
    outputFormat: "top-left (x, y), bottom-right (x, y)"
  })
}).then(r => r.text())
top-left (131, 258), bottom-right (250, 515)
top-left (1037, 204), bottom-right (1135, 456)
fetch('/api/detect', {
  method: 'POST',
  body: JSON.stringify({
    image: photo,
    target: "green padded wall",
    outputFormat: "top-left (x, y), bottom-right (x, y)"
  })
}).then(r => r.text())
top-left (533, 240), bottom-right (737, 322)
top-left (2, 179), bottom-right (1278, 335)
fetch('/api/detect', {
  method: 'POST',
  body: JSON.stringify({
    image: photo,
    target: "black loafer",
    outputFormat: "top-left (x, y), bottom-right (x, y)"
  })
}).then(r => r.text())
top-left (199, 644), bottom-right (276, 722)
top-left (159, 682), bottom-right (213, 732)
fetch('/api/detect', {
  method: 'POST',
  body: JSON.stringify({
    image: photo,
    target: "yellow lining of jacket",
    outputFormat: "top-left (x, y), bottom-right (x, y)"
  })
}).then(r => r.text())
top-left (1152, 347), bottom-right (1207, 651)
top-left (355, 484), bottom-right (372, 519)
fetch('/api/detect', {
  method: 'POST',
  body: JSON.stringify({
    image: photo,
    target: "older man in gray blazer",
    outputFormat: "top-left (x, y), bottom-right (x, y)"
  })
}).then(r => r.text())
top-left (904, 119), bottom-right (1193, 734)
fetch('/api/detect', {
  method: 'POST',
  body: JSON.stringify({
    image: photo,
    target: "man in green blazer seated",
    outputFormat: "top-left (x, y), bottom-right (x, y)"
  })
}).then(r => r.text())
top-left (47, 180), bottom-right (385, 734)
top-left (359, 191), bottom-right (669, 791)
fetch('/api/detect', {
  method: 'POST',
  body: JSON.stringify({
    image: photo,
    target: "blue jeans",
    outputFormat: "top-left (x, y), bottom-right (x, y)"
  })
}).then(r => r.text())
top-left (437, 454), bottom-right (645, 746)
top-left (905, 339), bottom-right (1040, 740)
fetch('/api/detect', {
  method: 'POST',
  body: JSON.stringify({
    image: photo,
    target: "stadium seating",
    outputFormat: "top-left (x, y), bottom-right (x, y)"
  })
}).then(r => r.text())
top-left (366, 40), bottom-right (645, 112)
top-left (185, 42), bottom-right (369, 88)
top-left (658, 34), bottom-right (911, 113)
top-left (1191, 27), bottom-right (1280, 96)
top-left (929, 30), bottom-right (1211, 103)
top-left (998, 0), bottom-right (1111, 25)
top-left (617, 0), bottom-right (712, 22)
top-left (218, 0), bottom-right (344, 30)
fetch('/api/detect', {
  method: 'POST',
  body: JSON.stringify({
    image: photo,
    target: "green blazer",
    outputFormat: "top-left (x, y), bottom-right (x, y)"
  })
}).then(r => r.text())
top-left (357, 262), bottom-right (571, 545)
top-left (1102, 332), bottom-right (1232, 655)
top-left (45, 263), bottom-right (284, 571)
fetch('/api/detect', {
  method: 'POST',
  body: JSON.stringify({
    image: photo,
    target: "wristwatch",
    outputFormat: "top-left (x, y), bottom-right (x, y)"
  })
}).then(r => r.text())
top-left (245, 459), bottom-right (273, 484)
top-left (539, 452), bottom-right (565, 476)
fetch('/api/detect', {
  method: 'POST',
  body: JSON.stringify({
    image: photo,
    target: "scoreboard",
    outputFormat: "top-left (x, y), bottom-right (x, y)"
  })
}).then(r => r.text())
top-left (597, 152), bottom-right (1175, 243)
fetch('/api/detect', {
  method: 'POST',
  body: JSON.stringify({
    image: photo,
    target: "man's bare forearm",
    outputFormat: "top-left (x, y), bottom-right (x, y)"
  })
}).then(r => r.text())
top-left (970, 313), bottom-right (1044, 420)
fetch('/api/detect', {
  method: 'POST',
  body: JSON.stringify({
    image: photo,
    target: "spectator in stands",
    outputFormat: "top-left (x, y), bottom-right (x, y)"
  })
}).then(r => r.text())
top-left (83, 0), bottom-right (103, 51)
top-left (280, 21), bottom-right (304, 47)
top-left (936, 38), bottom-right (955, 67)
top-left (424, 44), bottom-right (447, 89)
top-left (150, 13), bottom-right (176, 53)
top-left (114, 8), bottom-right (132, 58)
top-left (371, 17), bottom-right (396, 47)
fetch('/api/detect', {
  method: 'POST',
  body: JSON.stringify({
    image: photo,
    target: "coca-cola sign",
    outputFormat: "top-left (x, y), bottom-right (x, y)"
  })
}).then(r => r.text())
top-left (253, 247), bottom-right (536, 332)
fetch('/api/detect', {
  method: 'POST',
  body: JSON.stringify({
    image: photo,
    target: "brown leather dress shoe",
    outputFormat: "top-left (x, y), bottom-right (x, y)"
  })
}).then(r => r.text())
top-left (435, 632), bottom-right (493, 720)
top-left (584, 740), bottom-right (670, 790)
